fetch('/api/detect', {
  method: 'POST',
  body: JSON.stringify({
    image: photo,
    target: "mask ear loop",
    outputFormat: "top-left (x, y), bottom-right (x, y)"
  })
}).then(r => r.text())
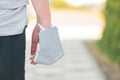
top-left (36, 23), bottom-right (54, 31)
top-left (36, 23), bottom-right (46, 31)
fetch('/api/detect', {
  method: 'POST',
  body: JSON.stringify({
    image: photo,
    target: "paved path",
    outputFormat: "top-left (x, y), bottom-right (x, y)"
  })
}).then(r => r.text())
top-left (25, 10), bottom-right (106, 80)
top-left (25, 40), bottom-right (106, 80)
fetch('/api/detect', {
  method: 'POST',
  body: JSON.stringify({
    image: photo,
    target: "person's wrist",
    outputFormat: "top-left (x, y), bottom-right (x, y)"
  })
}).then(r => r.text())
top-left (35, 26), bottom-right (41, 32)
top-left (36, 22), bottom-right (52, 31)
top-left (36, 21), bottom-right (51, 28)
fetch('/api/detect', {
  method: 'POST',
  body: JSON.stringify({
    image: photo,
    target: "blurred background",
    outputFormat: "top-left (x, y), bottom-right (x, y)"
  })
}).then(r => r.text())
top-left (25, 0), bottom-right (120, 80)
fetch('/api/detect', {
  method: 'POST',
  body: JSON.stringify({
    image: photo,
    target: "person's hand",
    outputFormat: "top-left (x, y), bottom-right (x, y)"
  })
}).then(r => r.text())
top-left (30, 25), bottom-right (40, 65)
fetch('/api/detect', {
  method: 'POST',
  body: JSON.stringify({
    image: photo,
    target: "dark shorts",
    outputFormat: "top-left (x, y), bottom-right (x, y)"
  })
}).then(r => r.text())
top-left (0, 26), bottom-right (27, 80)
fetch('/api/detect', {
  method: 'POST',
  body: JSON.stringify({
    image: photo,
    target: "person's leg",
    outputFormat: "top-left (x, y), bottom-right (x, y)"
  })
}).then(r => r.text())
top-left (0, 26), bottom-right (26, 80)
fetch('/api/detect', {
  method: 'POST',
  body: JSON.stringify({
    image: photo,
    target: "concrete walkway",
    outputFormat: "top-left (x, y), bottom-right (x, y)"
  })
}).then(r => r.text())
top-left (25, 40), bottom-right (106, 80)
top-left (25, 10), bottom-right (106, 80)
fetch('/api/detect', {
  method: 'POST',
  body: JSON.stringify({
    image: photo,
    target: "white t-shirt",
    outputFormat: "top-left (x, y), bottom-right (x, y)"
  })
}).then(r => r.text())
top-left (0, 0), bottom-right (28, 36)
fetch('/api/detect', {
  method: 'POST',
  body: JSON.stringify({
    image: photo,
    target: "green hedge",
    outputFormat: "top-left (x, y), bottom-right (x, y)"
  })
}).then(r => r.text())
top-left (50, 0), bottom-right (71, 9)
top-left (98, 0), bottom-right (120, 63)
top-left (50, 0), bottom-right (84, 10)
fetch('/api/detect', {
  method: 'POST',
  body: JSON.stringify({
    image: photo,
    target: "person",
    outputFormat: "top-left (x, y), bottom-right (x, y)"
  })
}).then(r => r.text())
top-left (0, 0), bottom-right (51, 80)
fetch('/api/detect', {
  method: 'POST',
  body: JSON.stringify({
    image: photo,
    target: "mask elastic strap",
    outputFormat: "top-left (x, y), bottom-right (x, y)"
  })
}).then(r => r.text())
top-left (36, 23), bottom-right (46, 31)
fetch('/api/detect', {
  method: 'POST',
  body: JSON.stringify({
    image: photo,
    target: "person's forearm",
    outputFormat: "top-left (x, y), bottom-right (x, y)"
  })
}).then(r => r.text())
top-left (31, 0), bottom-right (51, 28)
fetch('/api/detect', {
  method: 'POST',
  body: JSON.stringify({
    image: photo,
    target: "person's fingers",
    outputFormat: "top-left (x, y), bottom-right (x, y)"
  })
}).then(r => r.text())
top-left (31, 60), bottom-right (37, 65)
top-left (30, 54), bottom-right (38, 65)
top-left (31, 28), bottom-right (39, 55)
top-left (31, 61), bottom-right (35, 64)
top-left (30, 55), bottom-right (38, 65)
top-left (31, 42), bottom-right (37, 55)
top-left (31, 37), bottom-right (39, 55)
top-left (30, 55), bottom-right (35, 60)
top-left (30, 26), bottom-right (40, 65)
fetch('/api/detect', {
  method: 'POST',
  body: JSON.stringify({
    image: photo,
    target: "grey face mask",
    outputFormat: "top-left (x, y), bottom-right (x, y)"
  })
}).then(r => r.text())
top-left (34, 23), bottom-right (65, 65)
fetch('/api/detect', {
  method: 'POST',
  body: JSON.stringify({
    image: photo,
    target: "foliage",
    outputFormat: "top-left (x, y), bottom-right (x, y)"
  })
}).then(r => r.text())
top-left (50, 0), bottom-right (71, 9)
top-left (50, 0), bottom-right (84, 10)
top-left (98, 0), bottom-right (120, 63)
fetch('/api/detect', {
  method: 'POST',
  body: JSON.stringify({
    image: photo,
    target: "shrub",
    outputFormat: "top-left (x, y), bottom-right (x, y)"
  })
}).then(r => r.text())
top-left (98, 0), bottom-right (120, 63)
top-left (50, 0), bottom-right (70, 9)
top-left (50, 0), bottom-right (84, 10)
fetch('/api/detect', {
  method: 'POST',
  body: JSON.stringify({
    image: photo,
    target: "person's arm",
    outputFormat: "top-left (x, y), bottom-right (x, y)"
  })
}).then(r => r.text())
top-left (30, 0), bottom-right (51, 65)
top-left (31, 0), bottom-right (51, 29)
